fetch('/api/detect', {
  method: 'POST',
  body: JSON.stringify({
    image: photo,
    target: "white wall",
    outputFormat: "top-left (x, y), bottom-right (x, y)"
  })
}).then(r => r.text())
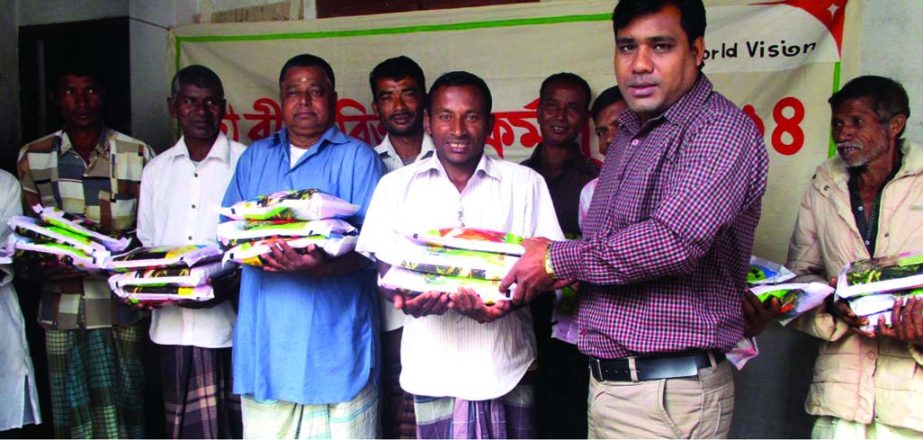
top-left (859, 0), bottom-right (923, 139)
top-left (129, 1), bottom-right (197, 151)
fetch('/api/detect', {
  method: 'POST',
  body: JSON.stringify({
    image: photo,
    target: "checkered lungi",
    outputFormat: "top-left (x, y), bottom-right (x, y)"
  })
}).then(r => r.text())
top-left (46, 324), bottom-right (145, 438)
top-left (240, 381), bottom-right (379, 439)
top-left (160, 345), bottom-right (242, 438)
top-left (414, 374), bottom-right (535, 439)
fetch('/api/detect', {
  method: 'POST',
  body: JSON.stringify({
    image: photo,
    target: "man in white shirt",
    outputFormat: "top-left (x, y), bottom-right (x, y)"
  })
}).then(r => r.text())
top-left (368, 55), bottom-right (434, 439)
top-left (356, 71), bottom-right (563, 439)
top-left (137, 65), bottom-right (245, 438)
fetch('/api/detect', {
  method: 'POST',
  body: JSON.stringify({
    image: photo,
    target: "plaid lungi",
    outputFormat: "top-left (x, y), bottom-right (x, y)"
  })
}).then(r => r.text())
top-left (414, 374), bottom-right (535, 439)
top-left (46, 324), bottom-right (145, 438)
top-left (240, 381), bottom-right (379, 439)
top-left (161, 345), bottom-right (242, 439)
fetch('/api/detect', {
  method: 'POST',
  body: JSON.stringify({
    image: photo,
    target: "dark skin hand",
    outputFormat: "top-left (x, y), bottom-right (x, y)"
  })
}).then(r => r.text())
top-left (449, 287), bottom-right (511, 324)
top-left (394, 290), bottom-right (452, 318)
top-left (826, 276), bottom-right (871, 335)
top-left (261, 241), bottom-right (327, 274)
top-left (741, 291), bottom-right (781, 337)
top-left (879, 297), bottom-right (923, 348)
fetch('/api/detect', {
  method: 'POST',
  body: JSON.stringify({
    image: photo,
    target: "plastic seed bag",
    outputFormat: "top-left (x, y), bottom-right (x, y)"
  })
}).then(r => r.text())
top-left (836, 251), bottom-right (923, 299)
top-left (378, 265), bottom-right (511, 305)
top-left (747, 256), bottom-right (796, 285)
top-left (750, 282), bottom-right (833, 325)
top-left (405, 227), bottom-right (525, 256)
top-left (217, 218), bottom-right (356, 248)
top-left (9, 215), bottom-right (111, 257)
top-left (7, 232), bottom-right (110, 270)
top-left (33, 204), bottom-right (132, 252)
top-left (108, 261), bottom-right (233, 290)
top-left (109, 245), bottom-right (223, 272)
top-left (379, 241), bottom-right (518, 281)
top-left (219, 189), bottom-right (359, 221)
top-left (222, 234), bottom-right (358, 267)
top-left (112, 284), bottom-right (215, 304)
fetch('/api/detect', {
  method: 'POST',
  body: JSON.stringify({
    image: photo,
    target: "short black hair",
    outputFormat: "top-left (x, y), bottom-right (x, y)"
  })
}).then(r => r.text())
top-left (591, 85), bottom-right (625, 120)
top-left (539, 72), bottom-right (591, 110)
top-left (613, 0), bottom-right (706, 46)
top-left (829, 76), bottom-right (910, 136)
top-left (369, 56), bottom-right (426, 99)
top-left (172, 65), bottom-right (225, 99)
top-left (427, 71), bottom-right (492, 115)
top-left (278, 54), bottom-right (335, 89)
top-left (52, 61), bottom-right (104, 93)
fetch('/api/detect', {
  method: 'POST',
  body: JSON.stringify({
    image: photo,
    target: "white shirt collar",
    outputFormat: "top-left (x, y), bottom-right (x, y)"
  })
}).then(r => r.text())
top-left (170, 132), bottom-right (232, 164)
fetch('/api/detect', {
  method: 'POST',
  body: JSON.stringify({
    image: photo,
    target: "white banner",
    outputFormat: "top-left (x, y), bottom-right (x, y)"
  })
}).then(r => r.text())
top-left (170, 0), bottom-right (860, 261)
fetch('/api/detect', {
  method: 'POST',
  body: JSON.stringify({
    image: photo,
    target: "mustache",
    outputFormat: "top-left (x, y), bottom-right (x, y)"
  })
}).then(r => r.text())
top-left (835, 141), bottom-right (863, 150)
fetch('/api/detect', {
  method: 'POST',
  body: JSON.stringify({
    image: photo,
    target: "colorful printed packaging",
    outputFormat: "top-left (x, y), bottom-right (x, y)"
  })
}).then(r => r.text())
top-left (219, 189), bottom-right (359, 222)
top-left (747, 256), bottom-right (796, 286)
top-left (216, 219), bottom-right (356, 248)
top-left (385, 243), bottom-right (519, 281)
top-left (750, 282), bottom-right (833, 325)
top-left (222, 234), bottom-right (358, 267)
top-left (33, 204), bottom-right (132, 252)
top-left (836, 252), bottom-right (923, 299)
top-left (109, 245), bottom-right (223, 272)
top-left (9, 215), bottom-right (111, 257)
top-left (108, 261), bottom-right (233, 290)
top-left (112, 284), bottom-right (215, 304)
top-left (405, 227), bottom-right (526, 256)
top-left (7, 233), bottom-right (110, 270)
top-left (378, 265), bottom-right (511, 305)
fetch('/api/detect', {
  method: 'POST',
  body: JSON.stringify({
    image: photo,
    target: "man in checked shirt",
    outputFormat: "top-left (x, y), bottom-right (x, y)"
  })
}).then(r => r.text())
top-left (502, 0), bottom-right (768, 437)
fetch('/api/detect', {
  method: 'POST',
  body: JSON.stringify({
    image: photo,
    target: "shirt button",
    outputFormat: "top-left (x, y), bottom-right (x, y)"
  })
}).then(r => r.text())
top-left (865, 240), bottom-right (870, 245)
top-left (191, 204), bottom-right (196, 209)
top-left (866, 352), bottom-right (875, 360)
top-left (188, 236), bottom-right (193, 241)
top-left (858, 206), bottom-right (864, 211)
top-left (631, 139), bottom-right (640, 146)
top-left (194, 173), bottom-right (198, 178)
top-left (883, 232), bottom-right (889, 238)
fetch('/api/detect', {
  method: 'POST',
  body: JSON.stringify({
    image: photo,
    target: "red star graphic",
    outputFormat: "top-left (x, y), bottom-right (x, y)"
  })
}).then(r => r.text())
top-left (752, 0), bottom-right (848, 54)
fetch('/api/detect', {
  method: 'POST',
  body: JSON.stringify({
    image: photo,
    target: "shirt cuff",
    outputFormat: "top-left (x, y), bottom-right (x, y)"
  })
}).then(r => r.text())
top-left (550, 239), bottom-right (585, 280)
top-left (910, 342), bottom-right (923, 367)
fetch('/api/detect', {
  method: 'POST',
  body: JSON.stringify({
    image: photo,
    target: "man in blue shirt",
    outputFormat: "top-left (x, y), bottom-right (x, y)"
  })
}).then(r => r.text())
top-left (222, 54), bottom-right (384, 438)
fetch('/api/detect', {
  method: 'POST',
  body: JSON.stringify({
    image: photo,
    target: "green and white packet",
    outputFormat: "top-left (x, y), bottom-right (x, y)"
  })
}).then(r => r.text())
top-left (219, 189), bottom-right (359, 221)
top-left (9, 215), bottom-right (111, 257)
top-left (33, 204), bottom-right (132, 252)
top-left (222, 234), bottom-right (358, 267)
top-left (379, 265), bottom-right (512, 304)
top-left (217, 218), bottom-right (355, 248)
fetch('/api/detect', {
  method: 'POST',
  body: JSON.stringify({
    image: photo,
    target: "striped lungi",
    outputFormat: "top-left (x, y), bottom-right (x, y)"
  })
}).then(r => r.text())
top-left (414, 374), bottom-right (535, 439)
top-left (160, 345), bottom-right (242, 438)
top-left (240, 380), bottom-right (379, 439)
top-left (46, 324), bottom-right (146, 438)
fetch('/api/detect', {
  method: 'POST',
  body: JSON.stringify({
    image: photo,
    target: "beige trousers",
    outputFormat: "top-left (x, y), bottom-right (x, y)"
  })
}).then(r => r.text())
top-left (812, 416), bottom-right (923, 439)
top-left (587, 360), bottom-right (734, 439)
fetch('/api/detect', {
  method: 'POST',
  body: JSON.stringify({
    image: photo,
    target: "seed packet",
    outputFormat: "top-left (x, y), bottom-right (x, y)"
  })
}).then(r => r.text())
top-left (9, 215), bottom-right (111, 257)
top-left (219, 189), bottom-right (359, 221)
top-left (33, 204), bottom-right (132, 252)
top-left (836, 252), bottom-right (923, 299)
top-left (726, 337), bottom-right (760, 370)
top-left (216, 219), bottom-right (356, 248)
top-left (750, 282), bottom-right (833, 325)
top-left (847, 288), bottom-right (923, 318)
top-left (378, 265), bottom-right (511, 305)
top-left (747, 256), bottom-right (796, 285)
top-left (108, 261), bottom-right (233, 290)
top-left (383, 242), bottom-right (518, 281)
top-left (222, 234), bottom-right (358, 267)
top-left (112, 284), bottom-right (215, 304)
top-left (109, 245), bottom-right (223, 272)
top-left (7, 232), bottom-right (110, 270)
top-left (405, 227), bottom-right (525, 256)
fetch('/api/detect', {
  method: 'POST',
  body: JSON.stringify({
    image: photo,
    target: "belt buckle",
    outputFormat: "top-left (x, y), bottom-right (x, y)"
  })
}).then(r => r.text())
top-left (589, 357), bottom-right (603, 381)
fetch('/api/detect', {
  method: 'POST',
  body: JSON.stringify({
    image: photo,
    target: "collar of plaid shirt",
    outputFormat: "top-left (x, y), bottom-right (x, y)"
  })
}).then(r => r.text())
top-left (549, 74), bottom-right (769, 359)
